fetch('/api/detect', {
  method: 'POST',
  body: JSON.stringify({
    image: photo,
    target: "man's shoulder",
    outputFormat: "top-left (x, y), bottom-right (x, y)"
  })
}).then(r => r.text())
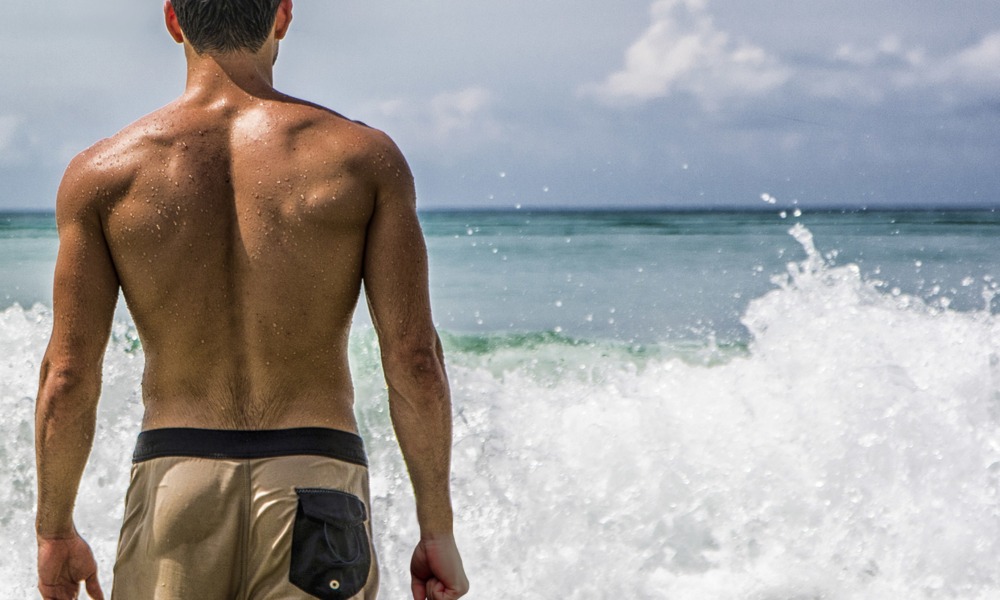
top-left (59, 105), bottom-right (184, 208)
top-left (321, 114), bottom-right (409, 184)
top-left (58, 131), bottom-right (143, 217)
top-left (286, 105), bottom-right (411, 198)
top-left (276, 95), bottom-right (405, 162)
top-left (64, 107), bottom-right (173, 185)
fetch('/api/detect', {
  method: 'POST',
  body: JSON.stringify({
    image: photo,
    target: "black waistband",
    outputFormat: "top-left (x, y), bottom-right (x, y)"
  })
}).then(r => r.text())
top-left (133, 428), bottom-right (368, 467)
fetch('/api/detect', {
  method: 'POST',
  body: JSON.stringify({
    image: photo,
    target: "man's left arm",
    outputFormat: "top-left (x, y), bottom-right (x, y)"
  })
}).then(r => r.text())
top-left (35, 152), bottom-right (120, 600)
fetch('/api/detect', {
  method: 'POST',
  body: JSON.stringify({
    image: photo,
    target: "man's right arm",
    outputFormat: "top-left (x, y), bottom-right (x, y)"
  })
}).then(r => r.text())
top-left (35, 150), bottom-right (120, 600)
top-left (360, 132), bottom-right (468, 600)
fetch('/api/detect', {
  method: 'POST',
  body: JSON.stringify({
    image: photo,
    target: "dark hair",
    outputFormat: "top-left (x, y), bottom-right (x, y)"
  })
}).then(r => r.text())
top-left (171, 0), bottom-right (283, 54)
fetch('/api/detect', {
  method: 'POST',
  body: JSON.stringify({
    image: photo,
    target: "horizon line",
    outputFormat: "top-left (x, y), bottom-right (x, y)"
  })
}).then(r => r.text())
top-left (1, 204), bottom-right (998, 216)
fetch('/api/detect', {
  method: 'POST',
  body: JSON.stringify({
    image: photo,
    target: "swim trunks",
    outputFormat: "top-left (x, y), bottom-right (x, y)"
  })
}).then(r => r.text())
top-left (110, 428), bottom-right (379, 600)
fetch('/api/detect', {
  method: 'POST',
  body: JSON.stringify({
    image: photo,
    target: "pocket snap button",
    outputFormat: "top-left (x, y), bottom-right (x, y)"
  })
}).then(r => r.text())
top-left (329, 580), bottom-right (341, 590)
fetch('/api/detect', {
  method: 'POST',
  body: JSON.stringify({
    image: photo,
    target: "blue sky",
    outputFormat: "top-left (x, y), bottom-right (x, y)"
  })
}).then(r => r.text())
top-left (1, 0), bottom-right (999, 210)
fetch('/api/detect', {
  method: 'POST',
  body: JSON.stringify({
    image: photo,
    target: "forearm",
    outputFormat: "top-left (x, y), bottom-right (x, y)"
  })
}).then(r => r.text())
top-left (35, 360), bottom-right (101, 538)
top-left (384, 339), bottom-right (455, 537)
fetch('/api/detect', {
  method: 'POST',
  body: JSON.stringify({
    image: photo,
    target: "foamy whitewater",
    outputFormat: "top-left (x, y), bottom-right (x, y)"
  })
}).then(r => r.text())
top-left (1, 211), bottom-right (998, 599)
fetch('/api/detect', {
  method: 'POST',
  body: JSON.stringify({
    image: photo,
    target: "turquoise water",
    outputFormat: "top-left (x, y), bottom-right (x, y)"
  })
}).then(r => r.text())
top-left (2, 209), bottom-right (999, 599)
top-left (6, 209), bottom-right (999, 341)
top-left (424, 210), bottom-right (1000, 343)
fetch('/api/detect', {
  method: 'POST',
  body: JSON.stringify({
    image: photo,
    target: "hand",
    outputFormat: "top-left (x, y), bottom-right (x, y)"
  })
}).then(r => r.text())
top-left (410, 533), bottom-right (469, 600)
top-left (37, 532), bottom-right (104, 600)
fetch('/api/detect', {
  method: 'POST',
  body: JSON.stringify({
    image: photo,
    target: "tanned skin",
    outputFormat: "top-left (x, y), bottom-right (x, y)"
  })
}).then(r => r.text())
top-left (34, 2), bottom-right (469, 599)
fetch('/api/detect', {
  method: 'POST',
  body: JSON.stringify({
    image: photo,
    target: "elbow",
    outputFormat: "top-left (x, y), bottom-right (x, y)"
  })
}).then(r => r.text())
top-left (40, 357), bottom-right (92, 390)
top-left (382, 337), bottom-right (449, 399)
top-left (36, 358), bottom-right (101, 418)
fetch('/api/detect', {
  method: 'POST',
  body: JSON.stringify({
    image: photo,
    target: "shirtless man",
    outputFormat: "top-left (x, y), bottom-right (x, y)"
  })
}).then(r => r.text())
top-left (33, 1), bottom-right (469, 598)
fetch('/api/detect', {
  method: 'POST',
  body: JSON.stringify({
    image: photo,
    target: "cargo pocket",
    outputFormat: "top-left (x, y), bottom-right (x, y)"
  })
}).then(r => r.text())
top-left (289, 488), bottom-right (372, 599)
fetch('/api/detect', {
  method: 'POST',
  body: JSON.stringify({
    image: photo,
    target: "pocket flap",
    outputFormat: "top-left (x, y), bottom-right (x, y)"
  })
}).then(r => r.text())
top-left (295, 488), bottom-right (367, 526)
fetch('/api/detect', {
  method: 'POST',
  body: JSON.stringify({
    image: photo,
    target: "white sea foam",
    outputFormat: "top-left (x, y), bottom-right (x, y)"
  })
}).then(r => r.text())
top-left (1, 226), bottom-right (998, 599)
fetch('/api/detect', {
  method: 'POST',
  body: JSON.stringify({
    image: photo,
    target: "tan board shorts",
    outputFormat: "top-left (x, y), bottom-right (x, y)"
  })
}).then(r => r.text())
top-left (111, 428), bottom-right (379, 600)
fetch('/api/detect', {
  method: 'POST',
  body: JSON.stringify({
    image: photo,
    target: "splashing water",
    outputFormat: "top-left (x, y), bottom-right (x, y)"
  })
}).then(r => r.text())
top-left (1, 225), bottom-right (998, 599)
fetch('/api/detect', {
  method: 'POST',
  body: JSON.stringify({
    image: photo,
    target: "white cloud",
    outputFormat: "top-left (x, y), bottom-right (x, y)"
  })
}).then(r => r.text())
top-left (943, 31), bottom-right (1000, 85)
top-left (366, 86), bottom-right (501, 149)
top-left (582, 0), bottom-right (790, 107)
top-left (812, 30), bottom-right (1000, 103)
top-left (806, 36), bottom-right (922, 104)
top-left (429, 87), bottom-right (495, 140)
top-left (834, 35), bottom-right (926, 68)
top-left (0, 115), bottom-right (25, 165)
top-left (586, 5), bottom-right (1000, 113)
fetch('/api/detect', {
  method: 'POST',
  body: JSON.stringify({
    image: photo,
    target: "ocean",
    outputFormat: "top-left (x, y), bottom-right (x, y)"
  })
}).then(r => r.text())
top-left (1, 209), bottom-right (998, 599)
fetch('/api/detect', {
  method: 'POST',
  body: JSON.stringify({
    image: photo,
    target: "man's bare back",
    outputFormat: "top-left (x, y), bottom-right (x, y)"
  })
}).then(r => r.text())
top-left (35, 3), bottom-right (467, 599)
top-left (87, 86), bottom-right (394, 431)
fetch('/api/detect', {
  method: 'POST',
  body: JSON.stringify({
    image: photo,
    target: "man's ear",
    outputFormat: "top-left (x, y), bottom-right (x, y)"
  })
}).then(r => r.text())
top-left (164, 1), bottom-right (185, 44)
top-left (274, 0), bottom-right (293, 40)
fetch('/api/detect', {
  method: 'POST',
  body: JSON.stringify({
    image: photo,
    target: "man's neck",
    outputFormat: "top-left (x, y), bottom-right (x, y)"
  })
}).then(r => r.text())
top-left (182, 46), bottom-right (279, 103)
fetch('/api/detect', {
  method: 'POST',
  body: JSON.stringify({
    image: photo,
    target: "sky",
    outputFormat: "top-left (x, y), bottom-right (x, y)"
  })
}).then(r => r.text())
top-left (1, 0), bottom-right (999, 211)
